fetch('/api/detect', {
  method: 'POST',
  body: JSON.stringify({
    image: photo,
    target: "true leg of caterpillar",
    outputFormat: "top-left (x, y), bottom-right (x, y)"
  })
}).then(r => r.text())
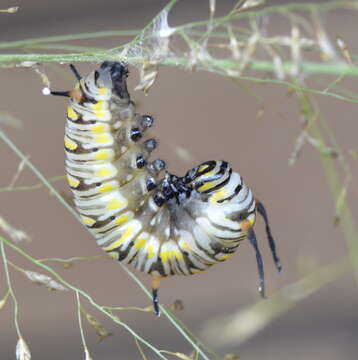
top-left (256, 200), bottom-right (282, 272)
top-left (151, 274), bottom-right (162, 317)
top-left (247, 229), bottom-right (266, 298)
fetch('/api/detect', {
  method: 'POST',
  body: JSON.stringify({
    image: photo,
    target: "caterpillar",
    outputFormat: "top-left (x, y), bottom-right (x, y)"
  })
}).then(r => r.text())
top-left (50, 61), bottom-right (282, 316)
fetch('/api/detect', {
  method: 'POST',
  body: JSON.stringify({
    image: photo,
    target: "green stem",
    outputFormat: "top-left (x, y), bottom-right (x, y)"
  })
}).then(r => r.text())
top-left (0, 240), bottom-right (22, 338)
top-left (297, 91), bottom-right (358, 283)
top-left (75, 292), bottom-right (90, 358)
top-left (0, 175), bottom-right (65, 193)
top-left (250, 61), bottom-right (358, 77)
top-left (38, 255), bottom-right (104, 263)
top-left (0, 30), bottom-right (140, 49)
top-left (1, 50), bottom-right (358, 79)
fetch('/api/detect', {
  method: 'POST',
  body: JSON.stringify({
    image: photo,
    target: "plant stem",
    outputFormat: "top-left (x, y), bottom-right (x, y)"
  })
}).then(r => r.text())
top-left (297, 91), bottom-right (358, 283)
top-left (0, 30), bottom-right (140, 49)
top-left (75, 292), bottom-right (91, 359)
top-left (0, 240), bottom-right (22, 338)
top-left (1, 50), bottom-right (358, 79)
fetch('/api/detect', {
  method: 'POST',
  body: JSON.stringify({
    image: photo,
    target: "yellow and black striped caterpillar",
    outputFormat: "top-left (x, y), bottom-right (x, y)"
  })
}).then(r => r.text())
top-left (51, 62), bottom-right (281, 316)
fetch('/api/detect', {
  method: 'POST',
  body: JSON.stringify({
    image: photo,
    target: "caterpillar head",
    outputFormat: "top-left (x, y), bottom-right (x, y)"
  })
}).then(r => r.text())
top-left (94, 61), bottom-right (130, 99)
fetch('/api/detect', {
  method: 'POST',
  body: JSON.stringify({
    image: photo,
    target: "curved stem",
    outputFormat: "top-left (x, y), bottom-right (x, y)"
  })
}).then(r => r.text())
top-left (0, 240), bottom-right (22, 338)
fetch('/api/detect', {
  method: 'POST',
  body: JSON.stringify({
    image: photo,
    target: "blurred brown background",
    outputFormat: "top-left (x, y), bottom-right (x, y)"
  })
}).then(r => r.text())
top-left (1, 0), bottom-right (358, 359)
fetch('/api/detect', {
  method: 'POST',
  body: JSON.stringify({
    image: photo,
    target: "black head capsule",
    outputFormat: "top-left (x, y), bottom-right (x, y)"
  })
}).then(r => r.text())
top-left (145, 138), bottom-right (157, 152)
top-left (130, 127), bottom-right (142, 142)
top-left (141, 115), bottom-right (154, 129)
top-left (136, 156), bottom-right (147, 168)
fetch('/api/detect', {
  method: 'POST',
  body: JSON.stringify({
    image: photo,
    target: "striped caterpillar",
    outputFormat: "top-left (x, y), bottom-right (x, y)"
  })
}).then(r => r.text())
top-left (50, 62), bottom-right (281, 316)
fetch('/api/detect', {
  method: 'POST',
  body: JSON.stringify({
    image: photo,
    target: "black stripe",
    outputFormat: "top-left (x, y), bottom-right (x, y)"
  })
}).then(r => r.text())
top-left (196, 162), bottom-right (230, 191)
top-left (197, 160), bottom-right (217, 176)
top-left (184, 160), bottom-right (217, 183)
top-left (111, 241), bottom-right (134, 261)
top-left (79, 83), bottom-right (97, 104)
top-left (148, 259), bottom-right (166, 276)
top-left (200, 168), bottom-right (232, 194)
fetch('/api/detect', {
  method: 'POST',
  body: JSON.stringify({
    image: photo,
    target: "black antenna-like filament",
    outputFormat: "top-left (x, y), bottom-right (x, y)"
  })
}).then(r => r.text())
top-left (248, 229), bottom-right (266, 298)
top-left (256, 200), bottom-right (282, 272)
top-left (50, 90), bottom-right (70, 97)
top-left (69, 64), bottom-right (82, 81)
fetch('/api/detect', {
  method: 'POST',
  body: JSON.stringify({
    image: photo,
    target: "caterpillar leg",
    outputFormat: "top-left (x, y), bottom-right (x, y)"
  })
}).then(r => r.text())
top-left (151, 274), bottom-right (162, 317)
top-left (247, 229), bottom-right (266, 298)
top-left (256, 200), bottom-right (282, 272)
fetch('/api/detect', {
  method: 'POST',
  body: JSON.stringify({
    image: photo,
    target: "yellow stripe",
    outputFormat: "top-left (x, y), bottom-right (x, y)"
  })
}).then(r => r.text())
top-left (67, 175), bottom-right (79, 187)
top-left (91, 123), bottom-right (107, 134)
top-left (103, 226), bottom-right (134, 251)
top-left (81, 215), bottom-right (96, 226)
top-left (94, 134), bottom-right (111, 144)
top-left (64, 136), bottom-right (77, 150)
top-left (95, 167), bottom-right (114, 178)
top-left (94, 150), bottom-right (110, 161)
top-left (134, 237), bottom-right (147, 249)
top-left (106, 198), bottom-right (127, 210)
top-left (203, 169), bottom-right (216, 177)
top-left (67, 106), bottom-right (78, 121)
top-left (94, 110), bottom-right (109, 120)
top-left (146, 244), bottom-right (155, 259)
top-left (198, 181), bottom-right (215, 192)
top-left (210, 188), bottom-right (228, 203)
top-left (115, 214), bottom-right (129, 226)
top-left (92, 101), bottom-right (104, 111)
top-left (99, 183), bottom-right (114, 193)
top-left (160, 250), bottom-right (169, 262)
top-left (160, 249), bottom-right (183, 262)
top-left (198, 164), bottom-right (210, 172)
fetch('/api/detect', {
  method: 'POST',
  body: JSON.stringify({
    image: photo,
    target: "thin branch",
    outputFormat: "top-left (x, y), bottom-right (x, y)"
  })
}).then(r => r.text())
top-left (0, 240), bottom-right (22, 338)
top-left (0, 30), bottom-right (140, 49)
top-left (76, 291), bottom-right (91, 360)
top-left (297, 91), bottom-right (358, 282)
top-left (0, 175), bottom-right (65, 193)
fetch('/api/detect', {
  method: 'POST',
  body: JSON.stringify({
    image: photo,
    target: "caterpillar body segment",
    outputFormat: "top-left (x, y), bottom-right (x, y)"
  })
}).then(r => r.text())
top-left (52, 61), bottom-right (281, 316)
